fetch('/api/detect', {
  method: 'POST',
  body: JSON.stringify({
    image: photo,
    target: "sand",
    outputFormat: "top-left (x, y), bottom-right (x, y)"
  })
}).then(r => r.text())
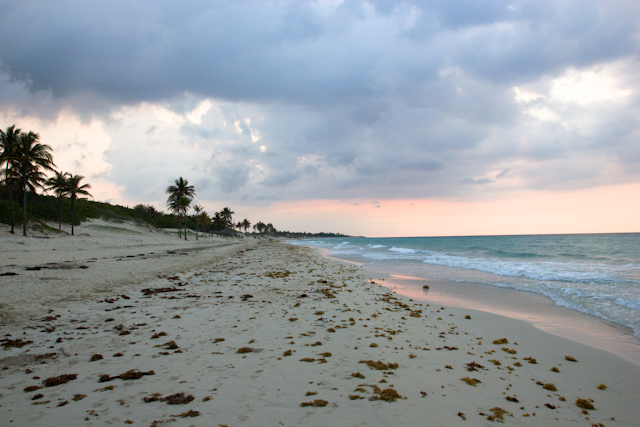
top-left (1, 222), bottom-right (639, 426)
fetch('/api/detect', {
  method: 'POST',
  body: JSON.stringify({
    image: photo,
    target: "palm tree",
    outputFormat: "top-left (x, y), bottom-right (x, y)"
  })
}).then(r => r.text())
top-left (241, 218), bottom-right (251, 233)
top-left (166, 177), bottom-right (195, 238)
top-left (45, 170), bottom-right (70, 230)
top-left (197, 211), bottom-right (210, 236)
top-left (0, 125), bottom-right (21, 234)
top-left (176, 196), bottom-right (191, 240)
top-left (65, 174), bottom-right (92, 236)
top-left (219, 206), bottom-right (234, 229)
top-left (12, 131), bottom-right (55, 236)
top-left (193, 204), bottom-right (203, 240)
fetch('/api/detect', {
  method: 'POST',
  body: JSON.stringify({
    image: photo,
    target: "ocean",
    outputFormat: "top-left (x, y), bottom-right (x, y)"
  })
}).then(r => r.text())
top-left (289, 233), bottom-right (640, 340)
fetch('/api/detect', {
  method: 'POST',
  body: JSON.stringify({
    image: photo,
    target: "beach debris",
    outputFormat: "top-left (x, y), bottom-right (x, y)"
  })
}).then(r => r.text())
top-left (351, 372), bottom-right (365, 379)
top-left (371, 388), bottom-right (403, 402)
top-left (237, 347), bottom-right (260, 354)
top-left (300, 358), bottom-right (316, 362)
top-left (31, 394), bottom-right (44, 400)
top-left (598, 383), bottom-right (607, 390)
top-left (151, 332), bottom-right (168, 339)
top-left (283, 350), bottom-right (292, 357)
top-left (326, 328), bottom-right (336, 332)
top-left (370, 343), bottom-right (378, 348)
top-left (155, 341), bottom-right (179, 350)
top-left (305, 391), bottom-right (318, 396)
top-left (422, 285), bottom-right (429, 290)
top-left (493, 338), bottom-right (508, 345)
top-left (358, 360), bottom-right (398, 370)
top-left (551, 366), bottom-right (560, 372)
top-left (544, 403), bottom-right (556, 409)
top-left (24, 385), bottom-right (42, 393)
top-left (90, 354), bottom-right (104, 362)
top-left (172, 409), bottom-right (200, 418)
top-left (501, 347), bottom-right (517, 354)
top-left (99, 369), bottom-right (155, 382)
top-left (506, 396), bottom-right (519, 403)
top-left (213, 338), bottom-right (225, 343)
top-left (1, 338), bottom-right (33, 349)
top-left (576, 398), bottom-right (595, 410)
top-left (541, 383), bottom-right (557, 392)
top-left (144, 392), bottom-right (195, 405)
top-left (460, 377), bottom-right (482, 386)
top-left (43, 374), bottom-right (78, 387)
top-left (445, 365), bottom-right (453, 369)
top-left (300, 399), bottom-right (328, 407)
top-left (349, 394), bottom-right (365, 400)
top-left (487, 407), bottom-right (512, 421)
top-left (464, 315), bottom-right (471, 319)
top-left (565, 355), bottom-right (578, 362)
top-left (141, 287), bottom-right (180, 296)
top-left (465, 361), bottom-right (485, 371)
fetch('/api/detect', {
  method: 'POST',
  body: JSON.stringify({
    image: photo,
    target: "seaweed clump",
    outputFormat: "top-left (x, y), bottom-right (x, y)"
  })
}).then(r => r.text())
top-left (171, 410), bottom-right (200, 417)
top-left (565, 355), bottom-right (578, 362)
top-left (373, 388), bottom-right (403, 402)
top-left (493, 338), bottom-right (508, 345)
top-left (300, 399), bottom-right (328, 407)
top-left (144, 392), bottom-right (194, 405)
top-left (576, 398), bottom-right (595, 410)
top-left (542, 383), bottom-right (557, 392)
top-left (90, 354), bottom-right (104, 362)
top-left (358, 360), bottom-right (399, 370)
top-left (1, 338), bottom-right (33, 349)
top-left (460, 377), bottom-right (481, 386)
top-left (487, 407), bottom-right (512, 421)
top-left (42, 374), bottom-right (77, 387)
top-left (597, 383), bottom-right (607, 390)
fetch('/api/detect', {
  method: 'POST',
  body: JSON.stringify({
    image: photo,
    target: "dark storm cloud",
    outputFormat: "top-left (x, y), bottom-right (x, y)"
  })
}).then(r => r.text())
top-left (1, 0), bottom-right (639, 203)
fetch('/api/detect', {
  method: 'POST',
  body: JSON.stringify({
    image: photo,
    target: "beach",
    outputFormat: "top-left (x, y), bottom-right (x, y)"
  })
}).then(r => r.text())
top-left (1, 223), bottom-right (640, 426)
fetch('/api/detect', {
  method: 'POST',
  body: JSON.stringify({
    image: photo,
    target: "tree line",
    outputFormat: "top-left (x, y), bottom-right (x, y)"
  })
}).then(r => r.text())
top-left (0, 125), bottom-right (91, 236)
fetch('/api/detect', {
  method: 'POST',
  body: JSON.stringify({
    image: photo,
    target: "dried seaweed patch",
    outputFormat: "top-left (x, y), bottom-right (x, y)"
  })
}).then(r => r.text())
top-left (358, 360), bottom-right (398, 370)
top-left (300, 399), bottom-right (328, 407)
top-left (43, 374), bottom-right (77, 387)
top-left (460, 377), bottom-right (481, 386)
top-left (576, 398), bottom-right (595, 410)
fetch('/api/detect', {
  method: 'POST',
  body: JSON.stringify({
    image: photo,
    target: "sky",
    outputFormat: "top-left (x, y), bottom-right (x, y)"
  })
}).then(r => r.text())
top-left (1, 0), bottom-right (639, 237)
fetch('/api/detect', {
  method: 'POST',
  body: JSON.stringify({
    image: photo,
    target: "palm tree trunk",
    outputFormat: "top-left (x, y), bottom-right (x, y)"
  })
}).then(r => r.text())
top-left (178, 217), bottom-right (182, 238)
top-left (5, 165), bottom-right (15, 234)
top-left (184, 214), bottom-right (187, 241)
top-left (22, 174), bottom-right (27, 237)
top-left (71, 196), bottom-right (75, 236)
top-left (58, 195), bottom-right (62, 230)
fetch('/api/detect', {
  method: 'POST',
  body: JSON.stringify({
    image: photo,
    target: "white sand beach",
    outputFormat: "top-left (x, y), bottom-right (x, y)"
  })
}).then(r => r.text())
top-left (1, 222), bottom-right (639, 426)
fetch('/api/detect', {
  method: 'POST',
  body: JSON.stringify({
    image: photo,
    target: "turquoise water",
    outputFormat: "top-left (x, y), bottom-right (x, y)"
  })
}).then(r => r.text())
top-left (289, 233), bottom-right (640, 338)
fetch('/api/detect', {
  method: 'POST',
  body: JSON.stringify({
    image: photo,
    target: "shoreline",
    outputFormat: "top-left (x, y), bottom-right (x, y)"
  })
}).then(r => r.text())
top-left (2, 232), bottom-right (640, 425)
top-left (309, 244), bottom-right (640, 366)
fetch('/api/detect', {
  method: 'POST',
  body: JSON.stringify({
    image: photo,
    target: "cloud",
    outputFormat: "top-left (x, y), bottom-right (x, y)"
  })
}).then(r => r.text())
top-left (0, 0), bottom-right (638, 210)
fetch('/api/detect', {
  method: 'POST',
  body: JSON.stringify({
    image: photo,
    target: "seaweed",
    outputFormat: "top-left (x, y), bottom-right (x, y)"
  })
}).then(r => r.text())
top-left (72, 394), bottom-right (86, 401)
top-left (24, 385), bottom-right (42, 392)
top-left (283, 350), bottom-right (292, 357)
top-left (213, 338), bottom-right (225, 343)
top-left (305, 391), bottom-right (318, 396)
top-left (351, 372), bottom-right (365, 379)
top-left (100, 370), bottom-right (155, 382)
top-left (542, 383), bottom-right (557, 392)
top-left (300, 358), bottom-right (316, 362)
top-left (1, 338), bottom-right (33, 349)
top-left (445, 365), bottom-right (453, 369)
top-left (90, 354), bottom-right (104, 362)
top-left (501, 347), bottom-right (517, 354)
top-left (300, 399), bottom-right (328, 407)
top-left (373, 388), bottom-right (403, 402)
top-left (551, 367), bottom-right (560, 372)
top-left (349, 395), bottom-right (365, 400)
top-left (172, 410), bottom-right (200, 417)
top-left (327, 328), bottom-right (336, 332)
top-left (487, 407), bottom-right (512, 421)
top-left (289, 318), bottom-right (298, 322)
top-left (488, 359), bottom-right (502, 366)
top-left (465, 315), bottom-right (471, 319)
top-left (576, 398), bottom-right (595, 410)
top-left (155, 341), bottom-right (179, 350)
top-left (57, 400), bottom-right (69, 407)
top-left (466, 361), bottom-right (485, 371)
top-left (358, 360), bottom-right (398, 370)
top-left (544, 403), bottom-right (556, 409)
top-left (43, 374), bottom-right (77, 387)
top-left (320, 352), bottom-right (332, 357)
top-left (565, 355), bottom-right (578, 362)
top-left (151, 332), bottom-right (168, 339)
top-left (369, 343), bottom-right (378, 348)
top-left (145, 392), bottom-right (195, 405)
top-left (493, 338), bottom-right (508, 345)
top-left (597, 383), bottom-right (607, 390)
top-left (506, 396), bottom-right (519, 403)
top-left (310, 341), bottom-right (322, 347)
top-left (460, 377), bottom-right (481, 386)
top-left (31, 394), bottom-right (44, 400)
top-left (237, 347), bottom-right (256, 354)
